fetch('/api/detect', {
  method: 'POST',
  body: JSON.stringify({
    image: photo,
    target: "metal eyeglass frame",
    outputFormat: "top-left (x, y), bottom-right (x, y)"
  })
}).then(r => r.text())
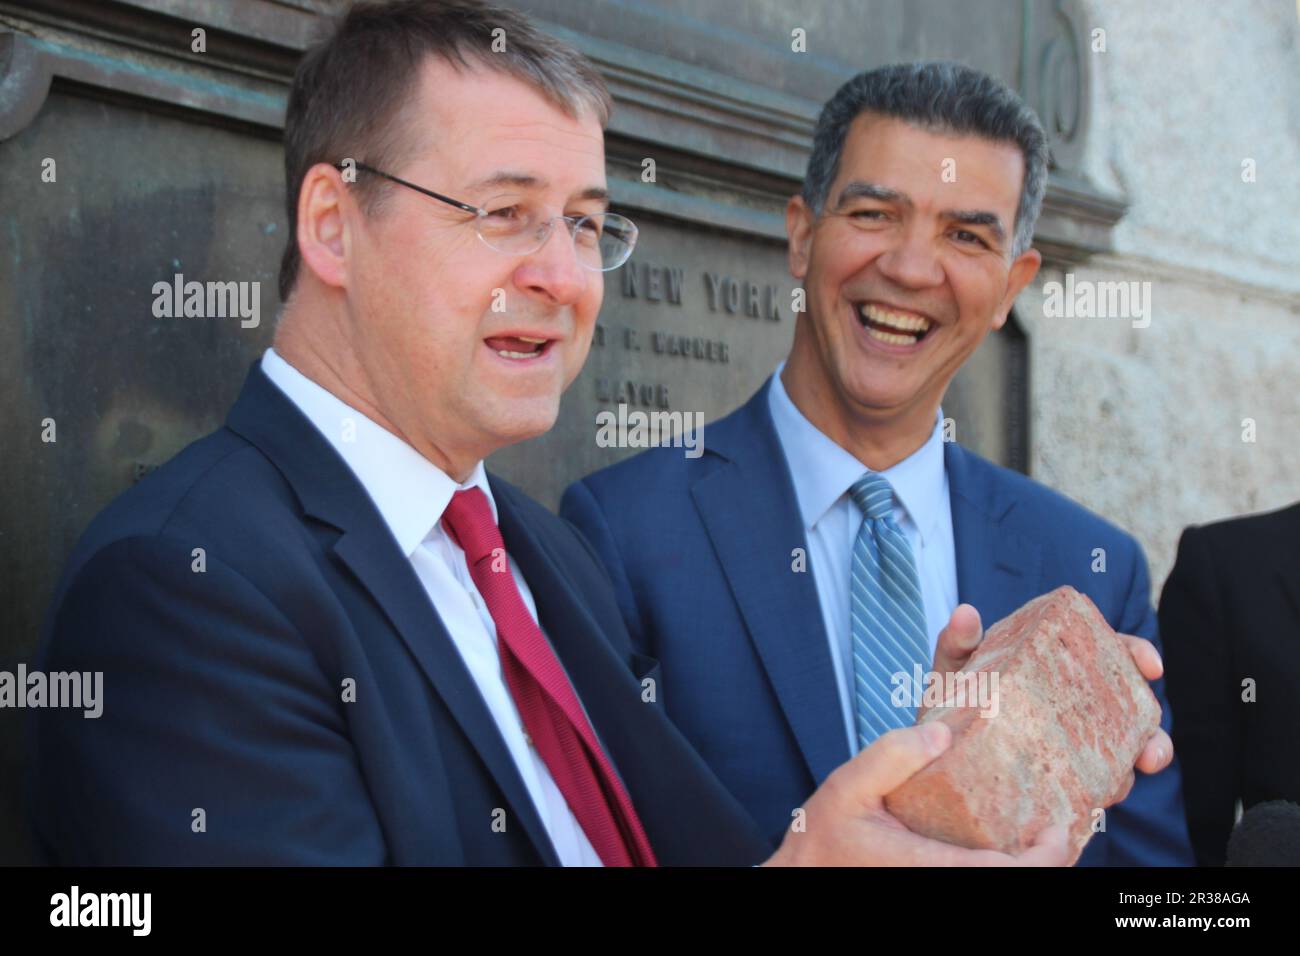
top-left (336, 160), bottom-right (637, 271)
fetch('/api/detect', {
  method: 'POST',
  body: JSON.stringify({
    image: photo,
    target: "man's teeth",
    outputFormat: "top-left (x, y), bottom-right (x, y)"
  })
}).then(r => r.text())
top-left (857, 304), bottom-right (933, 345)
top-left (860, 304), bottom-right (932, 332)
top-left (492, 335), bottom-right (548, 359)
top-left (868, 328), bottom-right (918, 346)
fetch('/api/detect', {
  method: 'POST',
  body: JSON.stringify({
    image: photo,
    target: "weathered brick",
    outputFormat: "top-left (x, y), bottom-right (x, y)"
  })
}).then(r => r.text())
top-left (883, 585), bottom-right (1161, 862)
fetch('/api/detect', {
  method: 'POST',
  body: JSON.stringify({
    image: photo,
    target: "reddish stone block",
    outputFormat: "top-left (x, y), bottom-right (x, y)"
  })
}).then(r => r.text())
top-left (883, 585), bottom-right (1161, 862)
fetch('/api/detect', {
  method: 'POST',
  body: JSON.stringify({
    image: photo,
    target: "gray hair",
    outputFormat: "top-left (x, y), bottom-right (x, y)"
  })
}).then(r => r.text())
top-left (801, 61), bottom-right (1048, 257)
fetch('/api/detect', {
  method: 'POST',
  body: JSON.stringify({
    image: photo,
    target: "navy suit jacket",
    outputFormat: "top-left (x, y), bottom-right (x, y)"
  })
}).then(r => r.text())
top-left (561, 376), bottom-right (1195, 866)
top-left (27, 362), bottom-right (772, 866)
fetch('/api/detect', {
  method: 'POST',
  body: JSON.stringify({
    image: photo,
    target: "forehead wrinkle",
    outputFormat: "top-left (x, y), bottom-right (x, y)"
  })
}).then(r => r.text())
top-left (484, 116), bottom-right (603, 146)
top-left (458, 124), bottom-right (606, 199)
top-left (453, 128), bottom-right (605, 177)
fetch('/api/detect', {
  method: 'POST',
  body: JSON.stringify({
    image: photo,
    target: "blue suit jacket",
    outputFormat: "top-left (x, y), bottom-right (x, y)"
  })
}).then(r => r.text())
top-left (27, 362), bottom-right (772, 866)
top-left (561, 376), bottom-right (1195, 866)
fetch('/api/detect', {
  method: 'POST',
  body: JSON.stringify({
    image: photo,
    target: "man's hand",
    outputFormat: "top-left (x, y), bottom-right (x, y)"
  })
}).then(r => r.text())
top-left (923, 603), bottom-right (985, 713)
top-left (762, 722), bottom-right (1072, 865)
top-left (924, 602), bottom-right (1175, 795)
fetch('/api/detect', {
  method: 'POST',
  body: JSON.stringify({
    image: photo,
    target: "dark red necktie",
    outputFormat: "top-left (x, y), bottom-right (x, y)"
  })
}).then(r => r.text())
top-left (441, 487), bottom-right (657, 867)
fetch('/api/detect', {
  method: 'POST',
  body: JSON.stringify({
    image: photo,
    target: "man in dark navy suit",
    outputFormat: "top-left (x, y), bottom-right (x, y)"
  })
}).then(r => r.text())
top-left (563, 62), bottom-right (1193, 866)
top-left (28, 2), bottom-right (1130, 866)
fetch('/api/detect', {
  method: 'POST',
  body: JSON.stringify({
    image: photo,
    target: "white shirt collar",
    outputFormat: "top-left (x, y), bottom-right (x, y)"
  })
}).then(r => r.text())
top-left (260, 346), bottom-right (496, 556)
top-left (767, 360), bottom-right (947, 545)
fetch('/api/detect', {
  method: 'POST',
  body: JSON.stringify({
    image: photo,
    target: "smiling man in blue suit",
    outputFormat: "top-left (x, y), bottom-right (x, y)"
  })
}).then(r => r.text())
top-left (562, 62), bottom-right (1195, 866)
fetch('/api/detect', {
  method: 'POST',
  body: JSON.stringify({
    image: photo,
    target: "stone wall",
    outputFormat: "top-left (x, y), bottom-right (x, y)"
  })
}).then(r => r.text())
top-left (1026, 0), bottom-right (1300, 588)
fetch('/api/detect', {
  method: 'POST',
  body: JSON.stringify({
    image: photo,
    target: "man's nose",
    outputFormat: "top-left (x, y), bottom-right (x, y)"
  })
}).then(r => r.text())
top-left (875, 223), bottom-right (945, 289)
top-left (513, 219), bottom-right (590, 306)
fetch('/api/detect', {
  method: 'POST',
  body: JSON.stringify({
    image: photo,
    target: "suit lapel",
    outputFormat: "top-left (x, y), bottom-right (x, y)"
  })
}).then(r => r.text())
top-left (491, 475), bottom-right (708, 857)
top-left (490, 475), bottom-right (632, 733)
top-left (691, 379), bottom-right (849, 785)
top-left (329, 530), bottom-right (560, 866)
top-left (945, 442), bottom-right (1043, 623)
top-left (225, 361), bottom-right (561, 866)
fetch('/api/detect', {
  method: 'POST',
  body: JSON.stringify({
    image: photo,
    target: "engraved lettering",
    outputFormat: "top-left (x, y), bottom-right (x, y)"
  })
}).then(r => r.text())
top-left (724, 278), bottom-right (740, 313)
top-left (666, 267), bottom-right (684, 304)
top-left (622, 260), bottom-right (640, 298)
top-left (704, 272), bottom-right (723, 311)
top-left (765, 285), bottom-right (781, 320)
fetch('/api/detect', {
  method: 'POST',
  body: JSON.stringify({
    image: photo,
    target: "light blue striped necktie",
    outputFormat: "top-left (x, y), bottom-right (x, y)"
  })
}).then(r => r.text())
top-left (849, 472), bottom-right (929, 751)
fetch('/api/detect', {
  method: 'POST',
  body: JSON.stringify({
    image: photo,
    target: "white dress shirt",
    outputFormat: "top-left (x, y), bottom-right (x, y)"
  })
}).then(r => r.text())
top-left (767, 361), bottom-right (959, 755)
top-left (261, 347), bottom-right (601, 866)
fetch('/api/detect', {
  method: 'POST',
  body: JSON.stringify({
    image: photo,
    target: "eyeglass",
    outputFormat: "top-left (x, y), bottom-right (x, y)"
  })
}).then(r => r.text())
top-left (337, 161), bottom-right (638, 272)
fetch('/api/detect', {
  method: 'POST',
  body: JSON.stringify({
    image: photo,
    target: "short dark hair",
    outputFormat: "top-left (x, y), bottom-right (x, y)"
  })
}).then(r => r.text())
top-left (278, 0), bottom-right (612, 302)
top-left (802, 61), bottom-right (1049, 257)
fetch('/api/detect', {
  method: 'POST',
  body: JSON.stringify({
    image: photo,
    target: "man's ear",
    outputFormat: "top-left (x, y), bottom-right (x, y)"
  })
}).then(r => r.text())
top-left (786, 194), bottom-right (815, 280)
top-left (296, 162), bottom-right (352, 290)
top-left (991, 246), bottom-right (1041, 331)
